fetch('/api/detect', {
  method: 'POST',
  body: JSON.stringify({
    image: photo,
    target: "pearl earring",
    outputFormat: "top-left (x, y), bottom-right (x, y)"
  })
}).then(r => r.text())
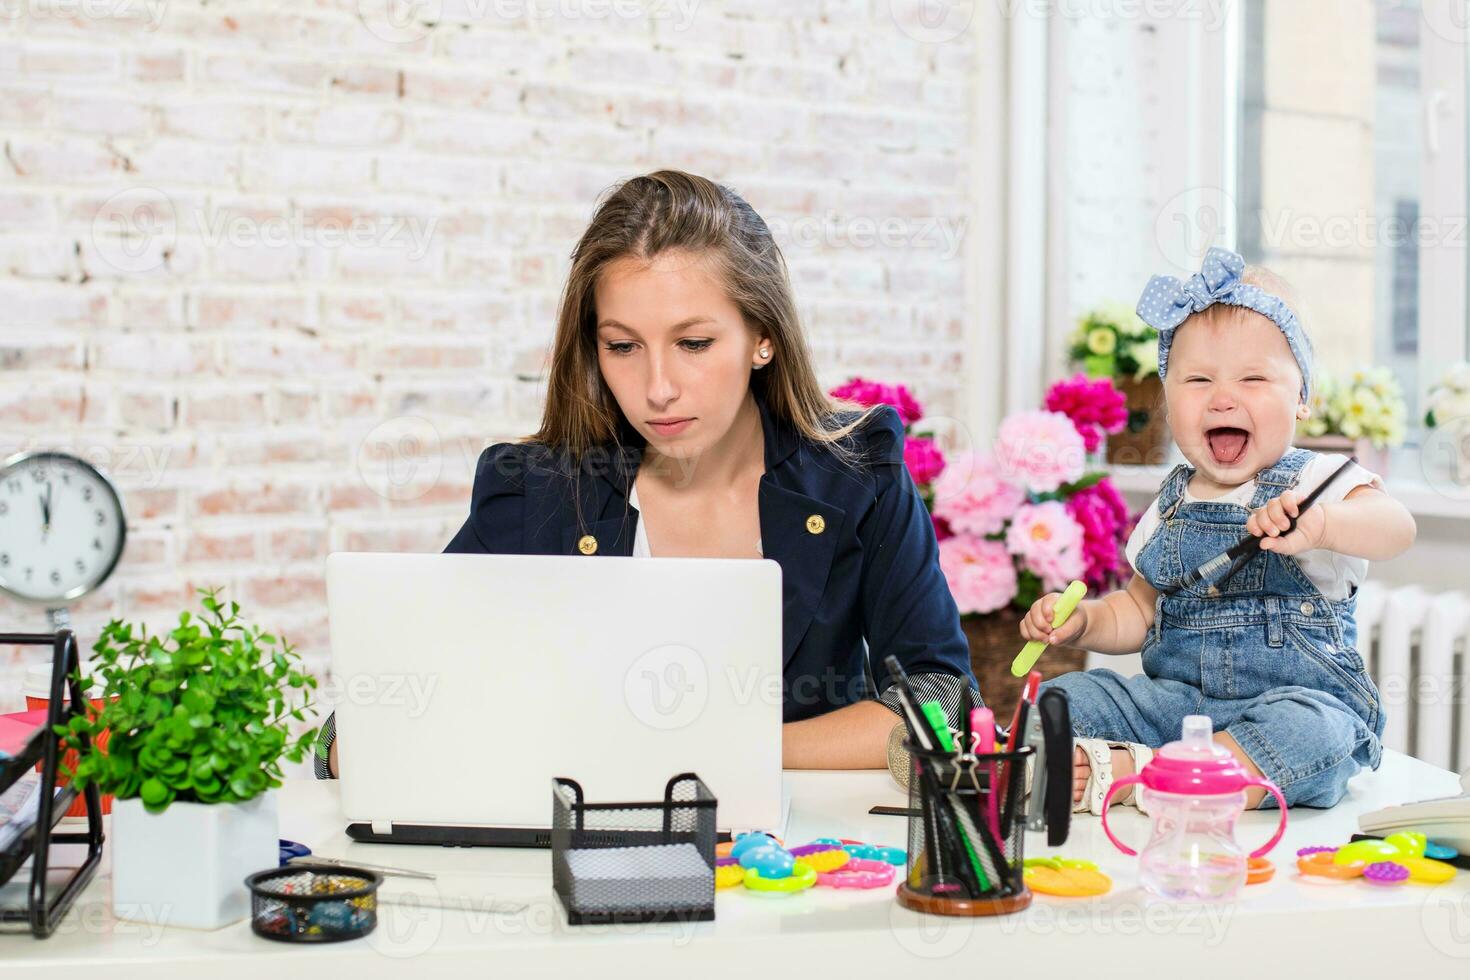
top-left (759, 348), bottom-right (770, 358)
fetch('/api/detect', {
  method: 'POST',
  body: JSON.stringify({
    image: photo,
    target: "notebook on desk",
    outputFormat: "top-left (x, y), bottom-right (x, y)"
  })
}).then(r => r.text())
top-left (325, 552), bottom-right (786, 847)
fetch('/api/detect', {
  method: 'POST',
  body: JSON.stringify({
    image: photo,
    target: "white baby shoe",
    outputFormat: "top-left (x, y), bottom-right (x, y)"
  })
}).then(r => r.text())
top-left (1073, 738), bottom-right (1155, 815)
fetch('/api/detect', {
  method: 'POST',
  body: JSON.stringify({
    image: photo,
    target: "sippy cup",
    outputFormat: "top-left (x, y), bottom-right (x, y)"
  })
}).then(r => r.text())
top-left (1100, 715), bottom-right (1288, 901)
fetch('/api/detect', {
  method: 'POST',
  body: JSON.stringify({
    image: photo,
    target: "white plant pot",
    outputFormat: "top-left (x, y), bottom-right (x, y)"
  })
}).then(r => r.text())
top-left (111, 791), bottom-right (278, 930)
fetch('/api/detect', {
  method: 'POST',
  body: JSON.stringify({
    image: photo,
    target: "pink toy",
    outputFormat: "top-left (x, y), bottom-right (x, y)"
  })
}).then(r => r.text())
top-left (816, 858), bottom-right (895, 890)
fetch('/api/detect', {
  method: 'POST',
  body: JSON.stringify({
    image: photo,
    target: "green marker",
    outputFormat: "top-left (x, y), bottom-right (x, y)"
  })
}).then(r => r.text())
top-left (1012, 579), bottom-right (1087, 677)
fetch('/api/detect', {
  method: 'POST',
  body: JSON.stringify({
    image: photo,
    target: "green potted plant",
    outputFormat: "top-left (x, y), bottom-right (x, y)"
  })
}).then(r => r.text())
top-left (1068, 302), bottom-right (1167, 465)
top-left (1295, 368), bottom-right (1407, 478)
top-left (59, 587), bottom-right (318, 929)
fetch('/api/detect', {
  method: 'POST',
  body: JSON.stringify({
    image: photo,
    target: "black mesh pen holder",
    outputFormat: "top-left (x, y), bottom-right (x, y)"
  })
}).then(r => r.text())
top-left (896, 740), bottom-right (1034, 917)
top-left (551, 772), bottom-right (717, 926)
top-left (245, 865), bottom-right (381, 942)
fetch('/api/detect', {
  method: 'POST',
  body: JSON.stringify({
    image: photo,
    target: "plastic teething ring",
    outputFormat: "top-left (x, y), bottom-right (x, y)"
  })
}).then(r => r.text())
top-left (715, 864), bottom-right (745, 889)
top-left (1246, 856), bottom-right (1274, 885)
top-left (816, 858), bottom-right (894, 889)
top-left (1297, 851), bottom-right (1364, 880)
top-left (1364, 861), bottom-right (1409, 886)
top-left (744, 861), bottom-right (817, 894)
top-left (798, 849), bottom-right (850, 873)
top-left (1296, 845), bottom-right (1336, 858)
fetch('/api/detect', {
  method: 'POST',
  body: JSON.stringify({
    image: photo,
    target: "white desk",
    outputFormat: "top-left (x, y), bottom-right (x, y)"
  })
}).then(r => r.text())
top-left (4, 751), bottom-right (1467, 978)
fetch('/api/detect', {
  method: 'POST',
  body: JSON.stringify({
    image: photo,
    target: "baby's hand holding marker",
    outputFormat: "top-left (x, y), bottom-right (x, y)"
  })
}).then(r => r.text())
top-left (1015, 580), bottom-right (1088, 677)
top-left (1246, 489), bottom-right (1328, 556)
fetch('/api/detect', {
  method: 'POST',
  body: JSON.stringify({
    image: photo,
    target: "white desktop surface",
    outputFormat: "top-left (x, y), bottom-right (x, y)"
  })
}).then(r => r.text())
top-left (4, 751), bottom-right (1466, 978)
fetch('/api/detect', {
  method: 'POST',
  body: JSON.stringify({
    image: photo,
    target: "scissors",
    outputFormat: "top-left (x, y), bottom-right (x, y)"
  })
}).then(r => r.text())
top-left (1159, 456), bottom-right (1357, 597)
top-left (277, 839), bottom-right (436, 880)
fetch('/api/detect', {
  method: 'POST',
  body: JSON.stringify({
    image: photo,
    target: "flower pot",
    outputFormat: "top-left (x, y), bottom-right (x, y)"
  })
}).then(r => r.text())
top-left (111, 791), bottom-right (278, 930)
top-left (963, 608), bottom-right (1087, 711)
top-left (1106, 375), bottom-right (1171, 466)
top-left (1295, 434), bottom-right (1391, 479)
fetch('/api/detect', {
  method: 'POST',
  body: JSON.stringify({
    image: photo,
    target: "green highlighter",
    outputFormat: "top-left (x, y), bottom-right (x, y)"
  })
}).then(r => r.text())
top-left (1011, 579), bottom-right (1087, 677)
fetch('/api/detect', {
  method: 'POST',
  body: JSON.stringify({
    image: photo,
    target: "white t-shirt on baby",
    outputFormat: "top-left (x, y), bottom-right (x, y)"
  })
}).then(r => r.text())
top-left (1124, 453), bottom-right (1383, 601)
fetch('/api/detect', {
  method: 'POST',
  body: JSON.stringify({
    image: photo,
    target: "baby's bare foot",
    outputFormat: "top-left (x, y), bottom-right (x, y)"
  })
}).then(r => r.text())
top-left (1072, 746), bottom-right (1136, 803)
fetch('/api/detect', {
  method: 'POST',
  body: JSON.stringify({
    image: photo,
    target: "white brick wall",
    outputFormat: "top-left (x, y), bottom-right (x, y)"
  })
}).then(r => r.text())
top-left (0, 0), bottom-right (976, 702)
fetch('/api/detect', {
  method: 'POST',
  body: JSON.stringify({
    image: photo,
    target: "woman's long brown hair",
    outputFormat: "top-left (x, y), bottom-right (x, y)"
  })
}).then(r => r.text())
top-left (525, 170), bottom-right (884, 494)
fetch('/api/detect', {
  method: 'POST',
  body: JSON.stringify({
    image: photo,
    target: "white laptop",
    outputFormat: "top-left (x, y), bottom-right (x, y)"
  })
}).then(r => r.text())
top-left (324, 552), bottom-right (785, 846)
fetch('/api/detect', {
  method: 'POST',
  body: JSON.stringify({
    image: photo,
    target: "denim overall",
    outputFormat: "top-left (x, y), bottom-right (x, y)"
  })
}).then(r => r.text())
top-left (1040, 448), bottom-right (1384, 808)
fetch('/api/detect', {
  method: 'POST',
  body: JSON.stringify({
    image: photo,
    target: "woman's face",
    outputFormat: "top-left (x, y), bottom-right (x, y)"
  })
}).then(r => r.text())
top-left (594, 250), bottom-right (768, 458)
top-left (1163, 308), bottom-right (1306, 489)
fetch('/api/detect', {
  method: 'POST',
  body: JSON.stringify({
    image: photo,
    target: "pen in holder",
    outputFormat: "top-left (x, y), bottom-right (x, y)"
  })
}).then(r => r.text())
top-left (896, 738), bottom-right (1034, 917)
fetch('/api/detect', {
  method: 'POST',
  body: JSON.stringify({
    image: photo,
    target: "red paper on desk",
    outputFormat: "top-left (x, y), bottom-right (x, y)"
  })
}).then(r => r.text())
top-left (0, 709), bottom-right (48, 758)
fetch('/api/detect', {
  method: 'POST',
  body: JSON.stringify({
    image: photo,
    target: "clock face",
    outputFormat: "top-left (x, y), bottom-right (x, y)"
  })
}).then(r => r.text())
top-left (0, 452), bottom-right (127, 605)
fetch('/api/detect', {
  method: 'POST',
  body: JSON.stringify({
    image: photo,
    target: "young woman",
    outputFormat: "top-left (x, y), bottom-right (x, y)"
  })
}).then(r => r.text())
top-left (318, 170), bottom-right (979, 776)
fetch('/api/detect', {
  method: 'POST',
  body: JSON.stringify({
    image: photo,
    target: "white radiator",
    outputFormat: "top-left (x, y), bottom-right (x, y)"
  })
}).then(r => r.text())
top-left (1356, 582), bottom-right (1470, 772)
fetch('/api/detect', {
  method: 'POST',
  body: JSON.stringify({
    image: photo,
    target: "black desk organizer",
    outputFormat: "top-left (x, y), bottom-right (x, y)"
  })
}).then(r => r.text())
top-left (0, 628), bottom-right (104, 938)
top-left (551, 773), bottom-right (716, 926)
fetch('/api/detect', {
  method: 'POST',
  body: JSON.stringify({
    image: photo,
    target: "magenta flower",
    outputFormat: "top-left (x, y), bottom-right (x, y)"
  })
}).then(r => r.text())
top-left (829, 376), bottom-right (924, 426)
top-left (939, 535), bottom-right (1019, 615)
top-left (993, 411), bottom-right (1086, 493)
top-left (1045, 373), bottom-right (1129, 453)
top-left (931, 452), bottom-right (1027, 537)
top-left (904, 435), bottom-right (946, 487)
top-left (1066, 479), bottom-right (1131, 591)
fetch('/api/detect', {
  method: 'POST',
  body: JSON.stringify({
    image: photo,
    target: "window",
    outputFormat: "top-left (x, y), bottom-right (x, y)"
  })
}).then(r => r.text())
top-left (1235, 0), bottom-right (1469, 427)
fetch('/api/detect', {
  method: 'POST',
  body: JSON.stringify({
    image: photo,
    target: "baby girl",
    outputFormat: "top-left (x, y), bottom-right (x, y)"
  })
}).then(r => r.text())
top-left (1023, 248), bottom-right (1416, 811)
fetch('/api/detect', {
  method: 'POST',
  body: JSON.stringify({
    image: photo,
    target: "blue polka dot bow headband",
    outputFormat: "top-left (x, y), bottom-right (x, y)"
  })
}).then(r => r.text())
top-left (1136, 246), bottom-right (1311, 404)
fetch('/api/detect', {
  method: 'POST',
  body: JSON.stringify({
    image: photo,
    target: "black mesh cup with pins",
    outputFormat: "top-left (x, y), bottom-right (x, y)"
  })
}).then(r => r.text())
top-left (245, 865), bottom-right (381, 942)
top-left (551, 773), bottom-right (717, 926)
top-left (902, 740), bottom-right (1033, 902)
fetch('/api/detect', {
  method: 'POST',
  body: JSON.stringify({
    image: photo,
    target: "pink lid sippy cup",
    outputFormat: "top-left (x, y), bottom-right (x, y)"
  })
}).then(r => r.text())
top-left (1100, 715), bottom-right (1288, 901)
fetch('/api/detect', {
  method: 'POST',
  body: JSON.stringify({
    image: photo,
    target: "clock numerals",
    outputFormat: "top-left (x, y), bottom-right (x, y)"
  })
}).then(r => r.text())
top-left (93, 537), bottom-right (102, 551)
top-left (5, 479), bottom-right (18, 493)
top-left (74, 558), bottom-right (85, 575)
top-left (95, 509), bottom-right (104, 526)
top-left (49, 570), bottom-right (61, 586)
top-left (82, 486), bottom-right (92, 502)
top-left (23, 567), bottom-right (33, 581)
top-left (0, 501), bottom-right (7, 516)
top-left (0, 553), bottom-right (7, 567)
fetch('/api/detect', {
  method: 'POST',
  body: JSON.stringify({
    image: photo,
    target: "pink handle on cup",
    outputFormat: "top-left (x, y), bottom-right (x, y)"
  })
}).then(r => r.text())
top-left (1099, 775), bottom-right (1145, 856)
top-left (1243, 778), bottom-right (1289, 858)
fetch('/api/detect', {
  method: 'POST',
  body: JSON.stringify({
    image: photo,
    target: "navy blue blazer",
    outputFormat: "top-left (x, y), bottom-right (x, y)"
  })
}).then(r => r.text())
top-left (443, 392), bottom-right (977, 722)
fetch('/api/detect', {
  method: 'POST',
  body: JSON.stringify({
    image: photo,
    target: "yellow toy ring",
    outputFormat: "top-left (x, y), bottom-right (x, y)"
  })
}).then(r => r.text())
top-left (715, 864), bottom-right (745, 889)
top-left (744, 861), bottom-right (817, 894)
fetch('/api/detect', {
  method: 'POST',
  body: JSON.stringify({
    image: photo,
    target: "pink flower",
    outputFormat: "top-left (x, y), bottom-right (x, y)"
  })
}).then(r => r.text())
top-left (904, 435), bottom-right (946, 487)
top-left (931, 452), bottom-right (1026, 537)
top-left (1006, 501), bottom-right (1083, 561)
top-left (1026, 548), bottom-right (1089, 593)
top-left (931, 512), bottom-right (953, 543)
top-left (1045, 373), bottom-right (1129, 453)
top-left (939, 535), bottom-right (1019, 615)
top-left (1067, 479), bottom-right (1131, 590)
top-left (1006, 501), bottom-right (1087, 593)
top-left (993, 410), bottom-right (1086, 493)
top-left (829, 377), bottom-right (924, 426)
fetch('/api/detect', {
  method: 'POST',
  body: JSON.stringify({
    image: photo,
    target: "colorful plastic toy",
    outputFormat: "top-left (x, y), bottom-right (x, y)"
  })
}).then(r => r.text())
top-left (739, 844), bottom-right (795, 877)
top-left (1296, 845), bottom-right (1336, 858)
top-left (1334, 839), bottom-right (1402, 865)
top-left (791, 848), bottom-right (849, 873)
top-left (1246, 856), bottom-right (1274, 885)
top-left (1364, 861), bottom-right (1409, 886)
top-left (1425, 840), bottom-right (1458, 861)
top-left (744, 861), bottom-right (817, 894)
top-left (841, 843), bottom-right (906, 865)
top-left (716, 863), bottom-right (746, 889)
top-left (726, 832), bottom-right (782, 860)
top-left (1024, 864), bottom-right (1112, 897)
top-left (816, 858), bottom-right (895, 889)
top-left (1297, 851), bottom-right (1364, 880)
top-left (1393, 856), bottom-right (1457, 884)
top-left (1384, 831), bottom-right (1427, 858)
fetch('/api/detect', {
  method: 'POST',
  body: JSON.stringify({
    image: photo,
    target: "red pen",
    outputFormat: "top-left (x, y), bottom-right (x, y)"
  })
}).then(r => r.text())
top-left (997, 672), bottom-right (1041, 831)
